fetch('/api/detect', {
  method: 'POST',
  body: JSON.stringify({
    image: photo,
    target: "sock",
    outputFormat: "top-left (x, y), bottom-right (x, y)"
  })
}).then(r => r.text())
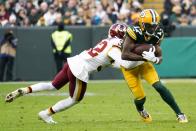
top-left (47, 107), bottom-right (56, 115)
top-left (153, 81), bottom-right (182, 115)
top-left (20, 86), bottom-right (32, 94)
top-left (134, 97), bottom-right (146, 111)
top-left (22, 82), bottom-right (56, 93)
top-left (50, 97), bottom-right (78, 113)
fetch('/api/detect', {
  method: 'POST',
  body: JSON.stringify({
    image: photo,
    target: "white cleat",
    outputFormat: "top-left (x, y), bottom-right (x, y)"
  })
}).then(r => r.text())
top-left (177, 113), bottom-right (188, 123)
top-left (38, 110), bottom-right (57, 124)
top-left (5, 89), bottom-right (25, 103)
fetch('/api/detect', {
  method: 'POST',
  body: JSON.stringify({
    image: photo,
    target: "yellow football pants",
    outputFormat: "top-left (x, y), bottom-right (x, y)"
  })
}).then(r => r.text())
top-left (121, 62), bottom-right (159, 100)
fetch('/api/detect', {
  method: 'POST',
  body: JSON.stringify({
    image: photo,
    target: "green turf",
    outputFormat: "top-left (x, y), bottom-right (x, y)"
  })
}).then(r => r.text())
top-left (0, 80), bottom-right (195, 131)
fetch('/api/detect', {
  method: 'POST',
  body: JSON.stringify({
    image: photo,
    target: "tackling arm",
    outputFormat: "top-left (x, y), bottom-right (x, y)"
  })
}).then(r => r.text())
top-left (108, 46), bottom-right (141, 69)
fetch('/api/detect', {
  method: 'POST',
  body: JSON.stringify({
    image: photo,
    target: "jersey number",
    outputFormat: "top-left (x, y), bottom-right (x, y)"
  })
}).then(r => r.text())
top-left (87, 41), bottom-right (107, 57)
top-left (133, 27), bottom-right (142, 35)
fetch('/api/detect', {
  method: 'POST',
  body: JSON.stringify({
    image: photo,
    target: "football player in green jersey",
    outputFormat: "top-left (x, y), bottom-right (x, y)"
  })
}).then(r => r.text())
top-left (121, 9), bottom-right (188, 123)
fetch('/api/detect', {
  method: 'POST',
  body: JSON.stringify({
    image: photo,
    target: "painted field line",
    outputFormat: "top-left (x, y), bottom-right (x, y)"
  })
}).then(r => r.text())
top-left (0, 92), bottom-right (96, 97)
top-left (27, 92), bottom-right (96, 96)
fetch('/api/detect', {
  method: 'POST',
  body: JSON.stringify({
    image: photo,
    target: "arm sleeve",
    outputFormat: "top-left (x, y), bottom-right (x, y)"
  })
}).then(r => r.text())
top-left (61, 38), bottom-right (71, 52)
top-left (107, 47), bottom-right (141, 69)
top-left (51, 36), bottom-right (58, 52)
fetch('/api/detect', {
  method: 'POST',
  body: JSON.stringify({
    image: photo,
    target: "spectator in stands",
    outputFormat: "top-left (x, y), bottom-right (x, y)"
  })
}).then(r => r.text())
top-left (43, 4), bottom-right (57, 26)
top-left (63, 0), bottom-right (77, 25)
top-left (179, 14), bottom-right (189, 26)
top-left (15, 0), bottom-right (26, 14)
top-left (106, 5), bottom-right (118, 24)
top-left (72, 7), bottom-right (86, 25)
top-left (91, 7), bottom-right (101, 25)
top-left (17, 9), bottom-right (28, 26)
top-left (170, 5), bottom-right (182, 25)
top-left (52, 12), bottom-right (63, 26)
top-left (5, 13), bottom-right (17, 27)
top-left (36, 1), bottom-right (48, 20)
top-left (113, 0), bottom-right (130, 22)
top-left (37, 16), bottom-right (46, 26)
top-left (0, 3), bottom-right (9, 26)
top-left (26, 1), bottom-right (35, 16)
top-left (100, 0), bottom-right (111, 11)
top-left (4, 0), bottom-right (15, 14)
top-left (160, 10), bottom-right (176, 37)
top-left (0, 0), bottom-right (195, 27)
top-left (80, 0), bottom-right (91, 26)
top-left (164, 0), bottom-right (174, 14)
top-left (94, 3), bottom-right (112, 25)
top-left (181, 0), bottom-right (192, 14)
top-left (28, 7), bottom-right (39, 25)
top-left (189, 4), bottom-right (196, 25)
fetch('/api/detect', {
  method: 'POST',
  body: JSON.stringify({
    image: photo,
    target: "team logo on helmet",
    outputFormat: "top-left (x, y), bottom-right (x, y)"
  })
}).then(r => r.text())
top-left (138, 9), bottom-right (160, 36)
top-left (108, 23), bottom-right (127, 39)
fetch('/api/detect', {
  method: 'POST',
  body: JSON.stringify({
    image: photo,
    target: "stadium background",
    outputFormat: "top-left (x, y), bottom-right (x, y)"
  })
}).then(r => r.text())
top-left (0, 0), bottom-right (195, 81)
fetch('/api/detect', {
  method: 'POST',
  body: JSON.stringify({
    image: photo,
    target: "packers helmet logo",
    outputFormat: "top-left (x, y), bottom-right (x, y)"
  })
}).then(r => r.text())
top-left (138, 9), bottom-right (160, 35)
top-left (140, 11), bottom-right (146, 18)
top-left (139, 9), bottom-right (160, 25)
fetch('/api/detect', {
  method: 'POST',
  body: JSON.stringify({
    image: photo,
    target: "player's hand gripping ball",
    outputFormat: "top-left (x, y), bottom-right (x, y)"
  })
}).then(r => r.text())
top-left (132, 44), bottom-right (161, 57)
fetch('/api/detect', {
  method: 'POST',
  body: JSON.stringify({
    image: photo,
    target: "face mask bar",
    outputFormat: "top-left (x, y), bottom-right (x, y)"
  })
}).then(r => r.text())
top-left (143, 23), bottom-right (158, 36)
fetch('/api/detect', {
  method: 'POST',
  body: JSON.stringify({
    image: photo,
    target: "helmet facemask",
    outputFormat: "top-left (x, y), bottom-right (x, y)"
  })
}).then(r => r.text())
top-left (143, 23), bottom-right (159, 36)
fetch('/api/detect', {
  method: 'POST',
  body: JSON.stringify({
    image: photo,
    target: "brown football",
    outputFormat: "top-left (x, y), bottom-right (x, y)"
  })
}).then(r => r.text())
top-left (132, 44), bottom-right (161, 57)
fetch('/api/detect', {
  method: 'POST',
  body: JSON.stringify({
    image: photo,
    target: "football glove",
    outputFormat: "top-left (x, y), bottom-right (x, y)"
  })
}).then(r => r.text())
top-left (142, 46), bottom-right (159, 64)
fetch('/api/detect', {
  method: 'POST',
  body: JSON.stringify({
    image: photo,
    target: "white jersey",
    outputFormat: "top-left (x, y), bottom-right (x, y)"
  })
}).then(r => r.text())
top-left (67, 37), bottom-right (143, 83)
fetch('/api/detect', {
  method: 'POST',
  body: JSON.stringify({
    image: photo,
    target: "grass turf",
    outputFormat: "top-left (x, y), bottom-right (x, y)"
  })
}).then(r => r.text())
top-left (0, 80), bottom-right (195, 131)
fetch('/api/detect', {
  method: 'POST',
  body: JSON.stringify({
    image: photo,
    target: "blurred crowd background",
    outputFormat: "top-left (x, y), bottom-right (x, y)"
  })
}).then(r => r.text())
top-left (0, 0), bottom-right (195, 27)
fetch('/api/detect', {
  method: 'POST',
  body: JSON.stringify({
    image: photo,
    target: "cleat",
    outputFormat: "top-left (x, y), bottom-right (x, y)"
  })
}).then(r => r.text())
top-left (177, 114), bottom-right (188, 123)
top-left (38, 110), bottom-right (57, 124)
top-left (138, 109), bottom-right (152, 123)
top-left (5, 89), bottom-right (25, 103)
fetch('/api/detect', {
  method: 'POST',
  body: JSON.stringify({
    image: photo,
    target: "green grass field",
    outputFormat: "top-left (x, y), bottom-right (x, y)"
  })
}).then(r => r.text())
top-left (0, 80), bottom-right (195, 131)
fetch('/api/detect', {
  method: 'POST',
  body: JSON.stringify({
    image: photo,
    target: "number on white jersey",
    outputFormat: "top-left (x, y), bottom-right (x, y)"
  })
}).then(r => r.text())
top-left (87, 41), bottom-right (107, 57)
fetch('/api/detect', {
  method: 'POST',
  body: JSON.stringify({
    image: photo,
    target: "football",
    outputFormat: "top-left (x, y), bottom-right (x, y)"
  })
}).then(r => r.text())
top-left (132, 44), bottom-right (161, 57)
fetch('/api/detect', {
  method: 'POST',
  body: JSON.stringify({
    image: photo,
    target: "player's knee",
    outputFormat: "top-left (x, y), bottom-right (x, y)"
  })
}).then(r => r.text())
top-left (132, 88), bottom-right (145, 100)
top-left (135, 95), bottom-right (146, 100)
top-left (68, 97), bottom-right (79, 106)
top-left (47, 82), bottom-right (57, 90)
top-left (71, 96), bottom-right (83, 103)
top-left (152, 81), bottom-right (167, 93)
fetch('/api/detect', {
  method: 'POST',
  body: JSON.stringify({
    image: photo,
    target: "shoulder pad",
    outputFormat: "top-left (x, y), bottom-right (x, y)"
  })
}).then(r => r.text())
top-left (126, 26), bottom-right (137, 40)
top-left (109, 38), bottom-right (122, 48)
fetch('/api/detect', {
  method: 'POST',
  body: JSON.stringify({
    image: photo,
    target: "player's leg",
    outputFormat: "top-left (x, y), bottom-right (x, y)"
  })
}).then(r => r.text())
top-left (121, 66), bottom-right (152, 122)
top-left (38, 64), bottom-right (87, 124)
top-left (142, 62), bottom-right (188, 123)
top-left (5, 57), bottom-right (14, 81)
top-left (0, 57), bottom-right (7, 81)
top-left (5, 63), bottom-right (70, 103)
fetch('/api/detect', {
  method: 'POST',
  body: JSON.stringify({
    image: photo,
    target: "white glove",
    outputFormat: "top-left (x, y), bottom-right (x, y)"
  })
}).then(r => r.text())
top-left (142, 46), bottom-right (159, 64)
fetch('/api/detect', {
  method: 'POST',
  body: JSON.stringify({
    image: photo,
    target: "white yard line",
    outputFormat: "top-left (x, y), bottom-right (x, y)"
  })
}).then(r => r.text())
top-left (27, 92), bottom-right (96, 96)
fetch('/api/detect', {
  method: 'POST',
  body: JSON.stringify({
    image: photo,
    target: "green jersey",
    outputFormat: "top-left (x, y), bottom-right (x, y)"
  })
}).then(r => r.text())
top-left (126, 25), bottom-right (164, 45)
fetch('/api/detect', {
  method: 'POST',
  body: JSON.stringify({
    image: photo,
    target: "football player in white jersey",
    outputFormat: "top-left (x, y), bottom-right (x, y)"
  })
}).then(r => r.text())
top-left (5, 23), bottom-right (137, 124)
